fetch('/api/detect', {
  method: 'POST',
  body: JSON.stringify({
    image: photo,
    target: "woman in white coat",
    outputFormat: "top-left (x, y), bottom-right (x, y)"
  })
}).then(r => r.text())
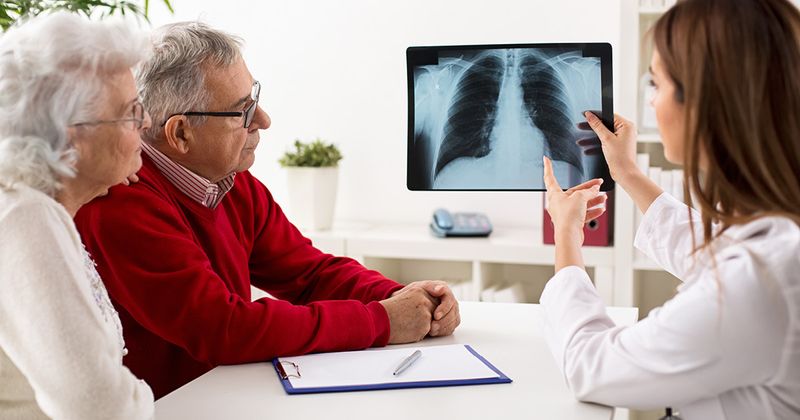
top-left (540, 0), bottom-right (800, 419)
top-left (0, 13), bottom-right (154, 420)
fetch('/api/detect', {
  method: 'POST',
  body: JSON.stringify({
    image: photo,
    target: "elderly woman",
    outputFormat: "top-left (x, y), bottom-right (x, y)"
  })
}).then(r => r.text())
top-left (0, 12), bottom-right (154, 420)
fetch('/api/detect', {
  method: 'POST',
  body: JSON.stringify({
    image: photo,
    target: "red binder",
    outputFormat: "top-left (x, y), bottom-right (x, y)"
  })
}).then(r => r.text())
top-left (542, 190), bottom-right (614, 246)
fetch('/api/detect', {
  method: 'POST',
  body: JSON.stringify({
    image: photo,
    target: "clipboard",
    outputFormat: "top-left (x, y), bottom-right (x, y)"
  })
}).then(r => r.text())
top-left (272, 344), bottom-right (512, 395)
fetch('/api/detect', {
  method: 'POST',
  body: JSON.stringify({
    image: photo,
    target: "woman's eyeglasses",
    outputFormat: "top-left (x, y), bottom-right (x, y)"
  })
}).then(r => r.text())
top-left (72, 101), bottom-right (147, 131)
top-left (163, 80), bottom-right (261, 129)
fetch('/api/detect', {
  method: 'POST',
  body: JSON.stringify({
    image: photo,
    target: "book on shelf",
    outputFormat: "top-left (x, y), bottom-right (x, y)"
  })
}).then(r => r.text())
top-left (479, 286), bottom-right (497, 303)
top-left (647, 166), bottom-right (662, 192)
top-left (639, 0), bottom-right (676, 8)
top-left (634, 153), bottom-right (651, 231)
top-left (493, 283), bottom-right (526, 303)
top-left (660, 169), bottom-right (674, 201)
top-left (479, 283), bottom-right (526, 303)
top-left (671, 170), bottom-right (684, 202)
top-left (450, 282), bottom-right (476, 302)
top-left (639, 73), bottom-right (659, 130)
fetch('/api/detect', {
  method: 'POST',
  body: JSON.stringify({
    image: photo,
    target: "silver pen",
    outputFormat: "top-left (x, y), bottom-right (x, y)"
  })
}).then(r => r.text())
top-left (393, 349), bottom-right (422, 376)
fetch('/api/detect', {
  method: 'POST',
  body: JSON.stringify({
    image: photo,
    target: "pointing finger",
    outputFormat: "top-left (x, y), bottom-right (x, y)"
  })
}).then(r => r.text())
top-left (542, 156), bottom-right (563, 193)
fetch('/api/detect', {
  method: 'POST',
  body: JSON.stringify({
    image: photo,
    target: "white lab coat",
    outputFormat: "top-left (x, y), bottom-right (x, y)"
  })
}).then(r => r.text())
top-left (540, 193), bottom-right (800, 420)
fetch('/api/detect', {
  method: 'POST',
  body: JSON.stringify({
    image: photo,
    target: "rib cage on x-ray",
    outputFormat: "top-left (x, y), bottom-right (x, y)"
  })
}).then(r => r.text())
top-left (435, 53), bottom-right (504, 176)
top-left (411, 48), bottom-right (600, 190)
top-left (519, 52), bottom-right (583, 173)
top-left (436, 51), bottom-right (582, 179)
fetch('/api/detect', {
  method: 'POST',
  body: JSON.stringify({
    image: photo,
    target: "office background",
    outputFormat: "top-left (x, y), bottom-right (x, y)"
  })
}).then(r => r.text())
top-left (144, 2), bottom-right (799, 420)
top-left (147, 0), bottom-right (622, 229)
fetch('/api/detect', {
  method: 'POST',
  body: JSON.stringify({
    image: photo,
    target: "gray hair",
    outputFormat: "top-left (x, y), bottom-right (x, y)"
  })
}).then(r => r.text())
top-left (0, 12), bottom-right (149, 196)
top-left (136, 21), bottom-right (243, 142)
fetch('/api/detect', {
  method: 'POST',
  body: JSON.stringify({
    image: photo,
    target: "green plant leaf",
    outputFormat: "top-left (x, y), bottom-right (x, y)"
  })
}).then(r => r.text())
top-left (278, 138), bottom-right (343, 168)
top-left (0, 0), bottom-right (174, 31)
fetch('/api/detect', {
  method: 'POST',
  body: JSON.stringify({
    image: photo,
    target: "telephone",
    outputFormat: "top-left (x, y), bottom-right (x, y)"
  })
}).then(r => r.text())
top-left (430, 209), bottom-right (493, 238)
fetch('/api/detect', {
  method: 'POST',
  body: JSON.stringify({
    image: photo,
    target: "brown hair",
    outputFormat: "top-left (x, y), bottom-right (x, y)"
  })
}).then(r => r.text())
top-left (653, 0), bottom-right (800, 254)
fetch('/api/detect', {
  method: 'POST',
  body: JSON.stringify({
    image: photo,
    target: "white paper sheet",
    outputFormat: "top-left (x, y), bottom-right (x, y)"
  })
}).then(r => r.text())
top-left (278, 344), bottom-right (500, 389)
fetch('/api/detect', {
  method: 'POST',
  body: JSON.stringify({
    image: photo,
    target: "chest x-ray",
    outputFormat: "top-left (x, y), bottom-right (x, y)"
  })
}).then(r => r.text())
top-left (407, 43), bottom-right (614, 191)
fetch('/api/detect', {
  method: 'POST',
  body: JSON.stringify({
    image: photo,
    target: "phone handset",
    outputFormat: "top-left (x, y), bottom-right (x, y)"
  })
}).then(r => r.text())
top-left (430, 208), bottom-right (492, 238)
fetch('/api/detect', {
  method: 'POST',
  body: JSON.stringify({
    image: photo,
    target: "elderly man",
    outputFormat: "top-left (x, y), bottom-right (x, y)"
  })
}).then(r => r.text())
top-left (75, 21), bottom-right (460, 398)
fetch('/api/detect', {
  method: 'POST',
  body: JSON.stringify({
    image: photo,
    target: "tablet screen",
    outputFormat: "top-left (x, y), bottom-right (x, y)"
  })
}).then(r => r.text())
top-left (407, 43), bottom-right (614, 191)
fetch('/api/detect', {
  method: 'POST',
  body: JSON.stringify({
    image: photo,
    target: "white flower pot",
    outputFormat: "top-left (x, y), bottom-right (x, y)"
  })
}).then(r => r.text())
top-left (285, 166), bottom-right (339, 231)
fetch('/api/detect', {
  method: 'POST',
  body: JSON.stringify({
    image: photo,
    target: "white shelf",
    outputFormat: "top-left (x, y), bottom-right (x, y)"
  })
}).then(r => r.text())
top-left (639, 6), bottom-right (668, 15)
top-left (300, 221), bottom-right (372, 256)
top-left (637, 132), bottom-right (661, 143)
top-left (338, 224), bottom-right (614, 267)
top-left (307, 223), bottom-right (614, 267)
top-left (304, 223), bottom-right (617, 305)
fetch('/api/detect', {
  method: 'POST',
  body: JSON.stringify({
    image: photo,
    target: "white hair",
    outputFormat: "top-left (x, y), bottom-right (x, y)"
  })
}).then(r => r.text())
top-left (136, 21), bottom-right (243, 143)
top-left (0, 12), bottom-right (150, 196)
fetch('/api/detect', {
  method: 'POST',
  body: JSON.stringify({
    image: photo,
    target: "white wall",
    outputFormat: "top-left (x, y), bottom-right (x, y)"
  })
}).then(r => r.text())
top-left (147, 0), bottom-right (622, 228)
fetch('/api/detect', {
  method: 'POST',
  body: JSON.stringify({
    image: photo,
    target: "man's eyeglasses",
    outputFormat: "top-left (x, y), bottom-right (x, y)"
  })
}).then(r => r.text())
top-left (163, 80), bottom-right (261, 129)
top-left (72, 101), bottom-right (147, 131)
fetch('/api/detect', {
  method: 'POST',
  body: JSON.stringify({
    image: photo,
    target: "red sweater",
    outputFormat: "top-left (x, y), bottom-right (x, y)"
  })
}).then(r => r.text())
top-left (74, 155), bottom-right (402, 398)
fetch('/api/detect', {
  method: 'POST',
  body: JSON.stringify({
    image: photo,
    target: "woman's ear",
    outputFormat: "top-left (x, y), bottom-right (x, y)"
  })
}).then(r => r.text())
top-left (164, 116), bottom-right (193, 154)
top-left (66, 125), bottom-right (86, 152)
top-left (674, 83), bottom-right (685, 103)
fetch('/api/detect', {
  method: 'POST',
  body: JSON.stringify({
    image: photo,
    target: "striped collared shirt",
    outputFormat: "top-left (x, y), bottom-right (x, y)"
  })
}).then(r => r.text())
top-left (141, 142), bottom-right (236, 209)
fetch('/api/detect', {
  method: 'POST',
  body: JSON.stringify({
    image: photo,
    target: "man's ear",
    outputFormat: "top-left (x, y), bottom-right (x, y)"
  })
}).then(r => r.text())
top-left (163, 116), bottom-right (193, 154)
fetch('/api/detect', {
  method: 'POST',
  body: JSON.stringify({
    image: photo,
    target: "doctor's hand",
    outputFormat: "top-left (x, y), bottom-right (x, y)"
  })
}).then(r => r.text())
top-left (381, 285), bottom-right (436, 344)
top-left (543, 156), bottom-right (607, 241)
top-left (394, 280), bottom-right (460, 337)
top-left (581, 111), bottom-right (638, 183)
top-left (575, 110), bottom-right (603, 156)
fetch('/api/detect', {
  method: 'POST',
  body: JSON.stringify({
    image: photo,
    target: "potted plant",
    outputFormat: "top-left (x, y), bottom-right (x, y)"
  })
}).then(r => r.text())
top-left (278, 138), bottom-right (343, 230)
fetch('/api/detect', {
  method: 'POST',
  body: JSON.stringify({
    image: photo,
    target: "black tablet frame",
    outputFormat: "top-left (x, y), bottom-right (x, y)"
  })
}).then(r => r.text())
top-left (406, 42), bottom-right (614, 192)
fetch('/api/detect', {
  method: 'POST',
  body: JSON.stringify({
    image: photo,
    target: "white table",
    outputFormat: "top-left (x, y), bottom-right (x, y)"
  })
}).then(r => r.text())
top-left (155, 302), bottom-right (638, 420)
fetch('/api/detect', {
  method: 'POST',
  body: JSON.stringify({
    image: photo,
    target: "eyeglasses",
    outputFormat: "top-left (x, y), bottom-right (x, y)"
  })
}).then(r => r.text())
top-left (72, 101), bottom-right (148, 131)
top-left (164, 80), bottom-right (261, 129)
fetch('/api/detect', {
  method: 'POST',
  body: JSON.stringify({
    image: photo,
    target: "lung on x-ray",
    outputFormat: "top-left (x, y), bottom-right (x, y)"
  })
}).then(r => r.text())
top-left (407, 43), bottom-right (614, 191)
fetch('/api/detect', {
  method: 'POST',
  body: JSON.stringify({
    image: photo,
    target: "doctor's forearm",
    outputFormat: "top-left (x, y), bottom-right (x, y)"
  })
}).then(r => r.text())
top-left (618, 170), bottom-right (664, 215)
top-left (554, 227), bottom-right (585, 272)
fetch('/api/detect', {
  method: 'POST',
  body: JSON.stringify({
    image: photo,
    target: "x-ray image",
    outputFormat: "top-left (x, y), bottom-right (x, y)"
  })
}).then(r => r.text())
top-left (407, 43), bottom-right (613, 191)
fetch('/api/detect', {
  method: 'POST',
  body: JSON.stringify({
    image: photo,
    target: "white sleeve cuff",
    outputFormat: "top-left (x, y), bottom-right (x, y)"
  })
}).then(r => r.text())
top-left (541, 265), bottom-right (595, 304)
